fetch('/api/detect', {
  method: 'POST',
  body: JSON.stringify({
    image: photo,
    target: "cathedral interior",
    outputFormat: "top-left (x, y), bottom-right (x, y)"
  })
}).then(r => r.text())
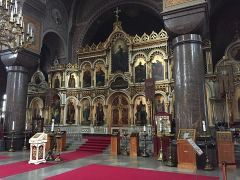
top-left (0, 0), bottom-right (240, 179)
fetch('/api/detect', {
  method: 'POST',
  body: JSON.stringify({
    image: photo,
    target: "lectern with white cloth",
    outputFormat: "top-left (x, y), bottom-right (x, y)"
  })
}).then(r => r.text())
top-left (28, 132), bottom-right (47, 165)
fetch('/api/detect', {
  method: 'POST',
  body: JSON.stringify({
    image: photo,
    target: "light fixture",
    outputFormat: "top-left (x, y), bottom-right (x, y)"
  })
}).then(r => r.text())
top-left (0, 0), bottom-right (33, 52)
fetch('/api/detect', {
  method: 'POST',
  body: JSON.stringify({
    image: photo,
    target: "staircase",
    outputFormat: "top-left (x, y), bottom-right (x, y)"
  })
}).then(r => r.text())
top-left (76, 135), bottom-right (111, 153)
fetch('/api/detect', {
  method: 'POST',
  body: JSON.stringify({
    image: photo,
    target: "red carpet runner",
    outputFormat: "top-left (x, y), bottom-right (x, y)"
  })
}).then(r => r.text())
top-left (0, 155), bottom-right (10, 160)
top-left (45, 164), bottom-right (219, 180)
top-left (0, 151), bottom-right (96, 178)
top-left (76, 135), bottom-right (111, 153)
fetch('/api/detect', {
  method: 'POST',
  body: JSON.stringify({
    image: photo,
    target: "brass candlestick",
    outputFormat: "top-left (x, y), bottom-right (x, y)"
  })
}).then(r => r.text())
top-left (199, 133), bottom-right (213, 170)
top-left (23, 130), bottom-right (28, 150)
top-left (122, 132), bottom-right (129, 156)
top-left (158, 133), bottom-right (163, 161)
top-left (166, 133), bottom-right (176, 167)
top-left (204, 137), bottom-right (213, 170)
top-left (8, 130), bottom-right (15, 152)
top-left (142, 131), bottom-right (149, 157)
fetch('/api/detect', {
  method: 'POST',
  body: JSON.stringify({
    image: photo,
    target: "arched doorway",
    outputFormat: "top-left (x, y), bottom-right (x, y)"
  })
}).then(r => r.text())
top-left (111, 93), bottom-right (130, 127)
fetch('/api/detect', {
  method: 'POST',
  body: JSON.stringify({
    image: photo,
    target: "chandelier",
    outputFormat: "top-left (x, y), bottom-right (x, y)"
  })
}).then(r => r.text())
top-left (0, 0), bottom-right (33, 52)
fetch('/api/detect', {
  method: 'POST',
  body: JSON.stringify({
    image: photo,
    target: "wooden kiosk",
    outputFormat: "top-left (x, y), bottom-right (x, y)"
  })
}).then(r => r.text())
top-left (111, 131), bottom-right (120, 155)
top-left (28, 132), bottom-right (47, 165)
top-left (130, 132), bottom-right (139, 157)
top-left (177, 129), bottom-right (196, 170)
top-left (216, 131), bottom-right (236, 168)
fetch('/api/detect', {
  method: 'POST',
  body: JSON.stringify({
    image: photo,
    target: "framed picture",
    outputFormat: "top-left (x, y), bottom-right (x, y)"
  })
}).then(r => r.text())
top-left (111, 128), bottom-right (120, 135)
top-left (155, 112), bottom-right (172, 136)
top-left (32, 117), bottom-right (44, 134)
top-left (177, 129), bottom-right (196, 140)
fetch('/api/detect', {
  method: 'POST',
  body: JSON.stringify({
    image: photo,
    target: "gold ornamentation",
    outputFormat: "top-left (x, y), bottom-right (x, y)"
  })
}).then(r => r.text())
top-left (165, 0), bottom-right (194, 8)
top-left (0, 0), bottom-right (34, 52)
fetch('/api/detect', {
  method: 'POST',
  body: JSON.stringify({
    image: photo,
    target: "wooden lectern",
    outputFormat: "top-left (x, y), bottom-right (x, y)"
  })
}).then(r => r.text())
top-left (177, 129), bottom-right (196, 170)
top-left (111, 134), bottom-right (120, 155)
top-left (216, 131), bottom-right (236, 168)
top-left (130, 133), bottom-right (139, 157)
top-left (45, 131), bottom-right (66, 152)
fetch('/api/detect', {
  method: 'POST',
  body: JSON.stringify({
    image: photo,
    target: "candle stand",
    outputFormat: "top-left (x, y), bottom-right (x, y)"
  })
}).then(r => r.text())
top-left (23, 130), bottom-right (29, 150)
top-left (122, 132), bottom-right (129, 156)
top-left (157, 133), bottom-right (164, 161)
top-left (142, 131), bottom-right (149, 157)
top-left (165, 133), bottom-right (176, 167)
top-left (199, 133), bottom-right (213, 170)
top-left (8, 130), bottom-right (15, 152)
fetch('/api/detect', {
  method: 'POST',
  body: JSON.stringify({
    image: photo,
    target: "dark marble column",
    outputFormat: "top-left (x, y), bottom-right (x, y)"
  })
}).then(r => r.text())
top-left (173, 34), bottom-right (206, 130)
top-left (1, 50), bottom-right (39, 150)
top-left (161, 1), bottom-right (208, 132)
top-left (5, 66), bottom-right (29, 132)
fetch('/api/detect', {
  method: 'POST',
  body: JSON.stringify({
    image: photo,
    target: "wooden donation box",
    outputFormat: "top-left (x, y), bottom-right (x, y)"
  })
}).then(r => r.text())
top-left (28, 132), bottom-right (47, 165)
top-left (130, 133), bottom-right (139, 157)
top-left (216, 131), bottom-right (236, 168)
top-left (111, 133), bottom-right (120, 155)
top-left (177, 129), bottom-right (196, 170)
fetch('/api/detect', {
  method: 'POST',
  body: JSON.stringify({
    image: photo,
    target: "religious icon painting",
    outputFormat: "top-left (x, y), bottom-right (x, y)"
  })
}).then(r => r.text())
top-left (52, 95), bottom-right (61, 124)
top-left (82, 99), bottom-right (91, 125)
top-left (53, 73), bottom-right (61, 88)
top-left (134, 96), bottom-right (148, 126)
top-left (66, 99), bottom-right (76, 125)
top-left (111, 38), bottom-right (129, 73)
top-left (83, 70), bottom-right (92, 88)
top-left (96, 66), bottom-right (105, 87)
top-left (155, 94), bottom-right (165, 113)
top-left (134, 57), bottom-right (146, 83)
top-left (152, 55), bottom-right (164, 81)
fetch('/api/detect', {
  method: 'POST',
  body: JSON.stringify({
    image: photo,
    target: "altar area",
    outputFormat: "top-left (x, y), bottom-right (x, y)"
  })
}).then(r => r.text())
top-left (26, 16), bottom-right (172, 133)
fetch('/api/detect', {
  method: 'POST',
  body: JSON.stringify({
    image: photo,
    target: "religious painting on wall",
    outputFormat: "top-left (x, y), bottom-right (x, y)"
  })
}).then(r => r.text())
top-left (31, 98), bottom-right (43, 119)
top-left (134, 96), bottom-right (147, 126)
top-left (52, 95), bottom-right (61, 124)
top-left (96, 66), bottom-right (105, 87)
top-left (155, 94), bottom-right (165, 113)
top-left (68, 73), bottom-right (76, 88)
top-left (111, 95), bottom-right (129, 126)
top-left (83, 70), bottom-right (91, 88)
top-left (66, 99), bottom-right (76, 124)
top-left (95, 100), bottom-right (104, 126)
top-left (111, 38), bottom-right (129, 73)
top-left (53, 73), bottom-right (61, 88)
top-left (121, 97), bottom-right (129, 125)
top-left (152, 55), bottom-right (164, 81)
top-left (135, 58), bottom-right (146, 83)
top-left (82, 99), bottom-right (91, 126)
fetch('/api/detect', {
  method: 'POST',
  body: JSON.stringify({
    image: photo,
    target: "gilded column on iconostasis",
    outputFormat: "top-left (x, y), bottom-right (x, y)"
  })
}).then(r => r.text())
top-left (104, 105), bottom-right (108, 127)
top-left (90, 105), bottom-right (95, 125)
top-left (130, 103), bottom-right (134, 125)
top-left (61, 71), bottom-right (65, 87)
top-left (60, 105), bottom-right (64, 124)
top-left (48, 73), bottom-right (52, 88)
